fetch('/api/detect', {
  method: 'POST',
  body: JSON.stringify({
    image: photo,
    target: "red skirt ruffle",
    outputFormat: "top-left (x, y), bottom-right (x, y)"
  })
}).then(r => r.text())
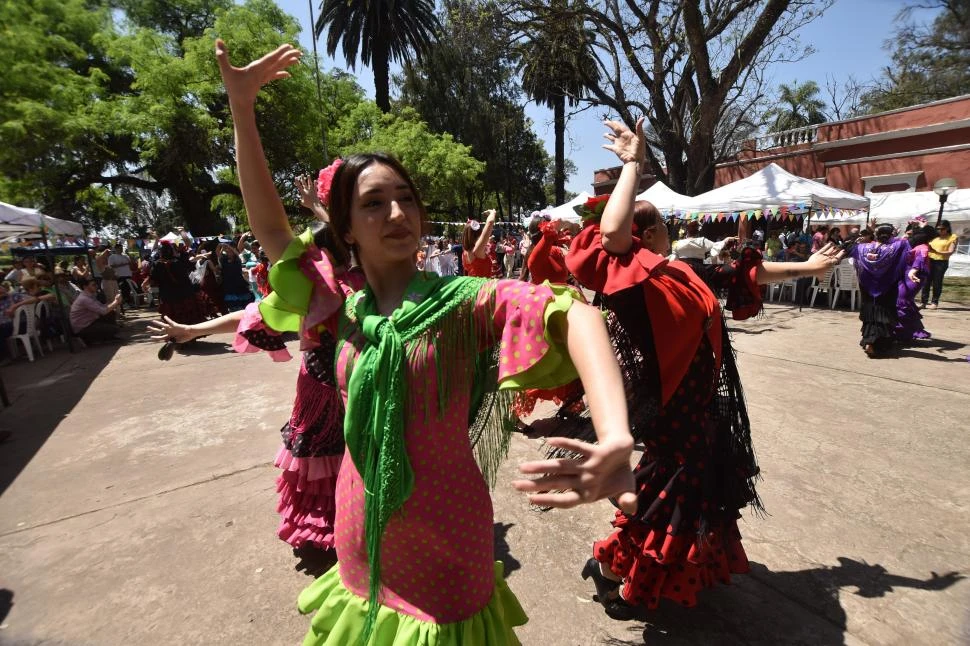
top-left (274, 447), bottom-right (341, 550)
top-left (593, 510), bottom-right (749, 609)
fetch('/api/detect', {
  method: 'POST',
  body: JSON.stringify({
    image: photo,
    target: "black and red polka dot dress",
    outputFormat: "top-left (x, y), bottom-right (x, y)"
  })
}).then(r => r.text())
top-left (568, 224), bottom-right (764, 610)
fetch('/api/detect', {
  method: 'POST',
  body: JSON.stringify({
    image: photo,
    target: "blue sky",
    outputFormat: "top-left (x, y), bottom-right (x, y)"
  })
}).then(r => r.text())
top-left (275, 0), bottom-right (938, 197)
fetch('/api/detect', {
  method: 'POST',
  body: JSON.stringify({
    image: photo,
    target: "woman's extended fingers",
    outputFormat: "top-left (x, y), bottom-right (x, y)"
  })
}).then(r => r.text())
top-left (516, 456), bottom-right (584, 476)
top-left (511, 474), bottom-right (580, 493)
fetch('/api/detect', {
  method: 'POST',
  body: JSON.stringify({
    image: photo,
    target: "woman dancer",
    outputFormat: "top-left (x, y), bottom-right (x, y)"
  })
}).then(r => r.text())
top-left (570, 119), bottom-right (841, 618)
top-left (850, 224), bottom-right (910, 357)
top-left (217, 40), bottom-right (637, 645)
top-left (461, 210), bottom-right (496, 277)
top-left (895, 225), bottom-right (935, 343)
top-left (151, 243), bottom-right (218, 325)
top-left (526, 216), bottom-right (571, 285)
top-left (148, 221), bottom-right (355, 552)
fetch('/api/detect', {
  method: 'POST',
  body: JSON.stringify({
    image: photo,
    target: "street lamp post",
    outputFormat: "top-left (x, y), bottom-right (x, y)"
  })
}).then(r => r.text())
top-left (933, 177), bottom-right (958, 227)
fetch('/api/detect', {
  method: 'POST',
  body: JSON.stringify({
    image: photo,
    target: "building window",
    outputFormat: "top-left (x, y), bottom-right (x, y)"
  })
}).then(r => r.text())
top-left (861, 171), bottom-right (923, 195)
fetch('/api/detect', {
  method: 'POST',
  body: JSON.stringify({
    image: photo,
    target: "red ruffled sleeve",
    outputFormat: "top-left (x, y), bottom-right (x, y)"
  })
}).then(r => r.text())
top-left (566, 221), bottom-right (667, 295)
top-left (697, 246), bottom-right (764, 321)
top-left (527, 221), bottom-right (570, 285)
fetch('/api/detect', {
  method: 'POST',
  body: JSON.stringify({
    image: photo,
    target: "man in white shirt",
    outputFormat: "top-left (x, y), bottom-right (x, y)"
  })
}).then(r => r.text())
top-left (108, 244), bottom-right (137, 304)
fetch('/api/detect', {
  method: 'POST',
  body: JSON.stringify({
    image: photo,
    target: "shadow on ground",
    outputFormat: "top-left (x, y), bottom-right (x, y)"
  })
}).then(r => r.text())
top-left (292, 544), bottom-right (339, 578)
top-left (597, 558), bottom-right (963, 646)
top-left (0, 342), bottom-right (120, 497)
top-left (494, 522), bottom-right (521, 578)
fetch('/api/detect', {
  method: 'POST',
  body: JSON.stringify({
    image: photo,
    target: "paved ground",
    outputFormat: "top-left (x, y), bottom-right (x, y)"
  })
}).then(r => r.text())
top-left (0, 299), bottom-right (968, 645)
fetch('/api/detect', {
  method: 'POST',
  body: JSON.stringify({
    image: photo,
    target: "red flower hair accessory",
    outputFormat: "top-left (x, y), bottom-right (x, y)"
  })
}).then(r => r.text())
top-left (316, 158), bottom-right (344, 206)
top-left (573, 194), bottom-right (611, 222)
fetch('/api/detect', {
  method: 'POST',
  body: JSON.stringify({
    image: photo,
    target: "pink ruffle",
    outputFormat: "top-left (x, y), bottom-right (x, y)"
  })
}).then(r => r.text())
top-left (232, 303), bottom-right (292, 361)
top-left (297, 246), bottom-right (365, 350)
top-left (274, 446), bottom-right (342, 550)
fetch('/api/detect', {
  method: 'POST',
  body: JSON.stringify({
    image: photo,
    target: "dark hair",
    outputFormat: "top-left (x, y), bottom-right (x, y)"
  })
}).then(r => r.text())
top-left (910, 225), bottom-right (937, 247)
top-left (310, 221), bottom-right (349, 266)
top-left (527, 216), bottom-right (544, 245)
top-left (633, 201), bottom-right (661, 232)
top-left (327, 152), bottom-right (426, 263)
top-left (79, 277), bottom-right (98, 288)
top-left (159, 244), bottom-right (175, 260)
top-left (462, 222), bottom-right (479, 251)
top-left (875, 224), bottom-right (895, 243)
top-left (685, 220), bottom-right (700, 236)
top-left (938, 219), bottom-right (952, 233)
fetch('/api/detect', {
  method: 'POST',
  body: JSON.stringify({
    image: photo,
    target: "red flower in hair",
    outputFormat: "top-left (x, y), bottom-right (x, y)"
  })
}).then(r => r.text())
top-left (316, 158), bottom-right (344, 206)
top-left (573, 194), bottom-right (611, 222)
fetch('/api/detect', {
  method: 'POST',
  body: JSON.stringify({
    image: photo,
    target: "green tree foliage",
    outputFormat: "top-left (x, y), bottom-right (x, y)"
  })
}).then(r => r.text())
top-left (765, 80), bottom-right (828, 133)
top-left (862, 0), bottom-right (970, 113)
top-left (332, 103), bottom-right (486, 220)
top-left (314, 0), bottom-right (440, 113)
top-left (397, 1), bottom-right (549, 220)
top-left (516, 0), bottom-right (598, 205)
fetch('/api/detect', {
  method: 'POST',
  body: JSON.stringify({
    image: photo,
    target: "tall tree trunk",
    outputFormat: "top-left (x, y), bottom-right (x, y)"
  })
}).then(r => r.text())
top-left (373, 48), bottom-right (391, 113)
top-left (554, 96), bottom-right (565, 205)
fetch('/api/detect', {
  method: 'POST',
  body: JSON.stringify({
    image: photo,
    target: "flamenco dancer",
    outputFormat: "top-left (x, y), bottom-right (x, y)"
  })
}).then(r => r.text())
top-left (148, 218), bottom-right (356, 553)
top-left (895, 224), bottom-right (935, 343)
top-left (848, 224), bottom-right (911, 357)
top-left (570, 118), bottom-right (842, 619)
top-left (217, 40), bottom-right (638, 645)
top-left (460, 210), bottom-right (496, 277)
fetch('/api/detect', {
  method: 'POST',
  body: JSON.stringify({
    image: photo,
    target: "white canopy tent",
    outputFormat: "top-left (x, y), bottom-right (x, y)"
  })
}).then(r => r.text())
top-left (635, 182), bottom-right (692, 215)
top-left (683, 163), bottom-right (870, 219)
top-left (543, 192), bottom-right (590, 223)
top-left (828, 188), bottom-right (970, 229)
top-left (0, 201), bottom-right (85, 241)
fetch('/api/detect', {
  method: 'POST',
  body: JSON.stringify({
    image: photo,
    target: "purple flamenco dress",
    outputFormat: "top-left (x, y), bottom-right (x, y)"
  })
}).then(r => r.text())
top-left (895, 243), bottom-right (931, 342)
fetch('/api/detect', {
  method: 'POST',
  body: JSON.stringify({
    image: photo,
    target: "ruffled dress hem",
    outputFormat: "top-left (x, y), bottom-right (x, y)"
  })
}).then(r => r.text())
top-left (298, 562), bottom-right (527, 645)
top-left (275, 447), bottom-right (341, 550)
top-left (593, 512), bottom-right (749, 609)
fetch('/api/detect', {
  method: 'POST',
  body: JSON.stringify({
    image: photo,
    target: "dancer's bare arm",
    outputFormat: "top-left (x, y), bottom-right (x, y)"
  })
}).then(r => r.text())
top-left (513, 302), bottom-right (636, 513)
top-left (599, 117), bottom-right (645, 255)
top-left (215, 40), bottom-right (301, 262)
top-left (148, 310), bottom-right (245, 343)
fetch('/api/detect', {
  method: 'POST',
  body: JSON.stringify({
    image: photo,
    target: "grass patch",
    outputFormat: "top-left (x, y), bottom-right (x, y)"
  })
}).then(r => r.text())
top-left (943, 277), bottom-right (970, 305)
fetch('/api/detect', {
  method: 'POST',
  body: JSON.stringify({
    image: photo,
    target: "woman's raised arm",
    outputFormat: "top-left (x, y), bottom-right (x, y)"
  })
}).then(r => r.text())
top-left (599, 118), bottom-right (645, 255)
top-left (215, 39), bottom-right (301, 263)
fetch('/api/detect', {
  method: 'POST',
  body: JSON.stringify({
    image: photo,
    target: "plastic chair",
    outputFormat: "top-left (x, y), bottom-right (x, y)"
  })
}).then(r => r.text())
top-left (6, 306), bottom-right (44, 362)
top-left (808, 268), bottom-right (837, 308)
top-left (832, 261), bottom-right (861, 311)
top-left (122, 278), bottom-right (149, 307)
top-left (35, 300), bottom-right (70, 350)
top-left (772, 278), bottom-right (797, 302)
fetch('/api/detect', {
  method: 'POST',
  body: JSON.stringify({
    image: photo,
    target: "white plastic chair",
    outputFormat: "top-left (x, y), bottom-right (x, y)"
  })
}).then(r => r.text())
top-left (7, 306), bottom-right (44, 362)
top-left (772, 278), bottom-right (797, 302)
top-left (809, 268), bottom-right (837, 308)
top-left (123, 278), bottom-right (149, 307)
top-left (832, 261), bottom-right (860, 311)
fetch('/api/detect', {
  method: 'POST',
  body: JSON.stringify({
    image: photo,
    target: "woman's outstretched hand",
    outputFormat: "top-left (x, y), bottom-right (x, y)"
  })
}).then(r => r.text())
top-left (602, 117), bottom-right (646, 165)
top-left (147, 316), bottom-right (198, 344)
top-left (803, 241), bottom-right (845, 279)
top-left (512, 436), bottom-right (637, 513)
top-left (215, 39), bottom-right (302, 108)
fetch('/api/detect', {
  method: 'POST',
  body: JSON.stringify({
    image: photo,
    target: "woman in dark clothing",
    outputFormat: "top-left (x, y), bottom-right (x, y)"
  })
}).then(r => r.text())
top-left (572, 118), bottom-right (842, 619)
top-left (151, 243), bottom-right (219, 324)
top-left (217, 243), bottom-right (255, 312)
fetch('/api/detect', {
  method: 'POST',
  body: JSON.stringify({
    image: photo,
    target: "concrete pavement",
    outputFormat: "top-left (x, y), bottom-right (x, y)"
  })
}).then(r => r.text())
top-left (0, 300), bottom-right (967, 645)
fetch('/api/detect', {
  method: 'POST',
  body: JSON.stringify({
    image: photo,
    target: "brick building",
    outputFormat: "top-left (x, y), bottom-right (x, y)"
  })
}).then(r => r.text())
top-left (591, 94), bottom-right (970, 198)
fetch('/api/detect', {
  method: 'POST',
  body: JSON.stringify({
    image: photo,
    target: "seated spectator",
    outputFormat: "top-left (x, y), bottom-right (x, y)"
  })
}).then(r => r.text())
top-left (51, 271), bottom-right (81, 306)
top-left (765, 230), bottom-right (784, 260)
top-left (70, 255), bottom-right (93, 286)
top-left (70, 278), bottom-right (122, 344)
top-left (20, 277), bottom-right (56, 305)
top-left (0, 282), bottom-right (30, 361)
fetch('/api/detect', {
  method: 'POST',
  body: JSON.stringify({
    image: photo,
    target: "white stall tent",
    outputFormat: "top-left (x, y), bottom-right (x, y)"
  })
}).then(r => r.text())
top-left (635, 182), bottom-right (692, 214)
top-left (685, 163), bottom-right (870, 216)
top-left (0, 201), bottom-right (85, 239)
top-left (545, 192), bottom-right (590, 223)
top-left (865, 188), bottom-right (970, 231)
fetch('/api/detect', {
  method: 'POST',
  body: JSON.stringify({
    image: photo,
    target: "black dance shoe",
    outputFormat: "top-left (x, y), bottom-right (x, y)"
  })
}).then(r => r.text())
top-left (603, 595), bottom-right (639, 621)
top-left (581, 558), bottom-right (620, 601)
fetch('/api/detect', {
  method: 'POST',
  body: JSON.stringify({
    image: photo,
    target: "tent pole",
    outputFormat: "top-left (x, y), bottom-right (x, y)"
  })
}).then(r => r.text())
top-left (40, 215), bottom-right (77, 353)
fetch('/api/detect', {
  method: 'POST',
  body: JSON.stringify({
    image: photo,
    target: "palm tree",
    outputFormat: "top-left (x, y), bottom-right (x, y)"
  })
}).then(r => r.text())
top-left (518, 2), bottom-right (598, 205)
top-left (766, 80), bottom-right (828, 134)
top-left (314, 0), bottom-right (440, 113)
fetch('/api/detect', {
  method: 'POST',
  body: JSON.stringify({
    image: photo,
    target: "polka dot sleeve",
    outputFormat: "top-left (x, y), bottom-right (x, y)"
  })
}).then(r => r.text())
top-left (476, 279), bottom-right (581, 391)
